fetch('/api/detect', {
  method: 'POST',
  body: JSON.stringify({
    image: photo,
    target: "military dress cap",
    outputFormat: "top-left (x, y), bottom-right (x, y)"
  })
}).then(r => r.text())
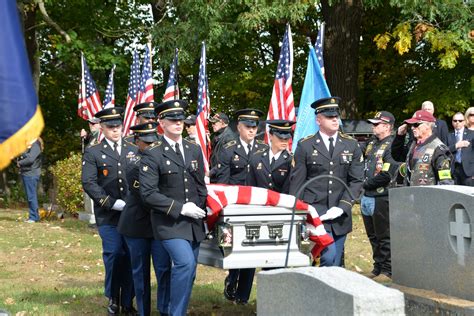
top-left (404, 110), bottom-right (436, 124)
top-left (368, 111), bottom-right (395, 125)
top-left (234, 108), bottom-right (264, 127)
top-left (266, 119), bottom-right (296, 139)
top-left (184, 114), bottom-right (197, 125)
top-left (209, 112), bottom-right (229, 124)
top-left (133, 102), bottom-right (158, 119)
top-left (130, 122), bottom-right (159, 143)
top-left (87, 117), bottom-right (100, 124)
top-left (311, 97), bottom-right (341, 116)
top-left (154, 100), bottom-right (188, 120)
top-left (94, 107), bottom-right (124, 126)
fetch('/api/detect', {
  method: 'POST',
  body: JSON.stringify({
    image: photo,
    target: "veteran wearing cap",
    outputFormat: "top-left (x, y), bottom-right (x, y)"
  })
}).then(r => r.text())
top-left (361, 111), bottom-right (400, 282)
top-left (209, 112), bottom-right (235, 182)
top-left (289, 97), bottom-right (364, 267)
top-left (183, 114), bottom-right (197, 142)
top-left (214, 108), bottom-right (268, 305)
top-left (247, 120), bottom-right (295, 194)
top-left (391, 109), bottom-right (454, 186)
top-left (81, 107), bottom-right (137, 315)
top-left (139, 100), bottom-right (207, 316)
top-left (117, 122), bottom-right (163, 316)
top-left (80, 117), bottom-right (101, 150)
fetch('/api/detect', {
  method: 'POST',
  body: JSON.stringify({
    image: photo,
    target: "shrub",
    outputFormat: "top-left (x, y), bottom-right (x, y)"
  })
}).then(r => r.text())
top-left (49, 152), bottom-right (84, 215)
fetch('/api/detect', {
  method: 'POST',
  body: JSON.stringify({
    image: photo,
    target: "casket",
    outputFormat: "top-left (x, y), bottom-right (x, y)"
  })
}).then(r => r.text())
top-left (198, 204), bottom-right (311, 269)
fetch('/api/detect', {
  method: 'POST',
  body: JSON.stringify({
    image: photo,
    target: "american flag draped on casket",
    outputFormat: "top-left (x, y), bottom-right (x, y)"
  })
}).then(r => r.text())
top-left (205, 184), bottom-right (336, 258)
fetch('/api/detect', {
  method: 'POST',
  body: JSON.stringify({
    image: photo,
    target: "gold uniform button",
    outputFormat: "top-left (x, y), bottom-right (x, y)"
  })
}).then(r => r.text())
top-left (184, 178), bottom-right (188, 182)
top-left (118, 171), bottom-right (122, 174)
top-left (328, 190), bottom-right (332, 194)
top-left (120, 187), bottom-right (124, 191)
top-left (330, 162), bottom-right (334, 165)
top-left (119, 179), bottom-right (122, 183)
top-left (329, 171), bottom-right (333, 175)
top-left (118, 163), bottom-right (121, 166)
top-left (329, 181), bottom-right (332, 185)
top-left (185, 189), bottom-right (188, 193)
top-left (185, 198), bottom-right (189, 202)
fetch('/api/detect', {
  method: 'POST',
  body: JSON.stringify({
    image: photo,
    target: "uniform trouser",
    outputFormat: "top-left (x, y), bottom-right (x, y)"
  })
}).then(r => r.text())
top-left (319, 229), bottom-right (347, 267)
top-left (21, 175), bottom-right (40, 221)
top-left (158, 239), bottom-right (200, 316)
top-left (362, 195), bottom-right (391, 275)
top-left (98, 225), bottom-right (134, 308)
top-left (151, 239), bottom-right (171, 315)
top-left (124, 236), bottom-right (156, 316)
top-left (227, 268), bottom-right (255, 302)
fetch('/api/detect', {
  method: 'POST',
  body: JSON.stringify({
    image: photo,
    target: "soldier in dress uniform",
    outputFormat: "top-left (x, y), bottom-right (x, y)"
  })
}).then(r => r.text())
top-left (139, 100), bottom-right (207, 316)
top-left (117, 122), bottom-right (162, 316)
top-left (289, 97), bottom-right (364, 267)
top-left (391, 110), bottom-right (454, 186)
top-left (81, 107), bottom-right (137, 315)
top-left (361, 111), bottom-right (400, 283)
top-left (214, 108), bottom-right (268, 304)
top-left (124, 102), bottom-right (159, 144)
top-left (247, 120), bottom-right (295, 194)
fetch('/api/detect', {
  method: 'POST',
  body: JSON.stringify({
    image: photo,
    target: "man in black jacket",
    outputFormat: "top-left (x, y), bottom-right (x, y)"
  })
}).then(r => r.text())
top-left (139, 100), bottom-right (207, 316)
top-left (209, 112), bottom-right (234, 182)
top-left (82, 107), bottom-right (137, 315)
top-left (447, 112), bottom-right (474, 185)
top-left (362, 111), bottom-right (400, 282)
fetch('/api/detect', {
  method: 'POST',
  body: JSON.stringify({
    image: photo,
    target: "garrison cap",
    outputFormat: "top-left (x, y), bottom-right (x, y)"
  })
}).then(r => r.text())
top-left (368, 111), bottom-right (395, 125)
top-left (134, 102), bottom-right (158, 119)
top-left (95, 107), bottom-right (124, 126)
top-left (266, 120), bottom-right (295, 139)
top-left (154, 100), bottom-right (188, 120)
top-left (130, 122), bottom-right (159, 143)
top-left (311, 97), bottom-right (341, 116)
top-left (234, 108), bottom-right (264, 127)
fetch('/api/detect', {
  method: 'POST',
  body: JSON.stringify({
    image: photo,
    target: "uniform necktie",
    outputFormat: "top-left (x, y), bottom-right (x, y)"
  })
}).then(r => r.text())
top-left (271, 157), bottom-right (276, 169)
top-left (247, 144), bottom-right (252, 157)
top-left (328, 137), bottom-right (335, 157)
top-left (175, 143), bottom-right (185, 164)
top-left (113, 142), bottom-right (119, 157)
top-left (455, 131), bottom-right (462, 163)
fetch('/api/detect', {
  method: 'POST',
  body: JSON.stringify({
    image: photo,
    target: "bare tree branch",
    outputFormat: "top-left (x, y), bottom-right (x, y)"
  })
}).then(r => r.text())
top-left (36, 0), bottom-right (71, 43)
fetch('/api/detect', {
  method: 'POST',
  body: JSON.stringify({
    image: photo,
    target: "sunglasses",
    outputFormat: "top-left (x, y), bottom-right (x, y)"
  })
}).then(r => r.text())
top-left (411, 122), bottom-right (424, 128)
top-left (453, 120), bottom-right (464, 123)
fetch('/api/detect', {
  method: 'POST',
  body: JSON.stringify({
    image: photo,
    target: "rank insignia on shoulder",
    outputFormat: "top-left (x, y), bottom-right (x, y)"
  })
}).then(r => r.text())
top-left (148, 141), bottom-right (162, 149)
top-left (224, 140), bottom-right (237, 149)
top-left (339, 132), bottom-right (355, 140)
top-left (300, 134), bottom-right (314, 143)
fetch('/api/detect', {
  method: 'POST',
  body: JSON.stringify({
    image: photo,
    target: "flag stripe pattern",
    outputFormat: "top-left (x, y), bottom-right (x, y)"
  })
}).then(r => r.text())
top-left (78, 54), bottom-right (102, 120)
top-left (162, 48), bottom-right (180, 102)
top-left (206, 184), bottom-right (335, 258)
top-left (103, 65), bottom-right (115, 109)
top-left (195, 43), bottom-right (211, 172)
top-left (138, 45), bottom-right (154, 103)
top-left (265, 24), bottom-right (295, 143)
top-left (122, 51), bottom-right (140, 136)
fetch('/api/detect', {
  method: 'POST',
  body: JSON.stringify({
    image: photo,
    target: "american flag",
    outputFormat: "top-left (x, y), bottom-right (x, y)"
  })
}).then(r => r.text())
top-left (265, 24), bottom-right (295, 144)
top-left (137, 44), bottom-right (154, 103)
top-left (103, 65), bottom-right (116, 109)
top-left (162, 48), bottom-right (179, 102)
top-left (122, 51), bottom-right (140, 136)
top-left (195, 42), bottom-right (211, 173)
top-left (315, 23), bottom-right (325, 77)
top-left (78, 53), bottom-right (102, 120)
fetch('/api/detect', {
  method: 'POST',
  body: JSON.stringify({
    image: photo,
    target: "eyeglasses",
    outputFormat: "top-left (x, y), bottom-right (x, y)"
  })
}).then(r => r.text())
top-left (453, 120), bottom-right (464, 123)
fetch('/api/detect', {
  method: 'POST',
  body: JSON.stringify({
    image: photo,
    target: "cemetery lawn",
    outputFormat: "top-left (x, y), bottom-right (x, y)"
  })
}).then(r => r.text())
top-left (0, 207), bottom-right (372, 315)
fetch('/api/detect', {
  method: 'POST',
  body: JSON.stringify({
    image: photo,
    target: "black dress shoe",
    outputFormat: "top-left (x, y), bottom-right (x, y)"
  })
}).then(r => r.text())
top-left (107, 298), bottom-right (119, 315)
top-left (121, 306), bottom-right (139, 316)
top-left (223, 275), bottom-right (236, 301)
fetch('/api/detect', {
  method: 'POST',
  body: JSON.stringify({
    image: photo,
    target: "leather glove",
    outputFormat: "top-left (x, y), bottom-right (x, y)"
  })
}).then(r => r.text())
top-left (320, 206), bottom-right (344, 222)
top-left (112, 199), bottom-right (126, 211)
top-left (180, 202), bottom-right (206, 219)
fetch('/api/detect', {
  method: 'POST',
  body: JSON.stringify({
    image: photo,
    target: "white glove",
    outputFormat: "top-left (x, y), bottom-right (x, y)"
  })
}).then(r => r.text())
top-left (320, 206), bottom-right (344, 221)
top-left (180, 202), bottom-right (206, 219)
top-left (112, 199), bottom-right (126, 211)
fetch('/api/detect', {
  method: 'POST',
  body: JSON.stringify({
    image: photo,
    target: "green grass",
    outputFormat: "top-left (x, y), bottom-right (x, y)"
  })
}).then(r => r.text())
top-left (0, 208), bottom-right (372, 315)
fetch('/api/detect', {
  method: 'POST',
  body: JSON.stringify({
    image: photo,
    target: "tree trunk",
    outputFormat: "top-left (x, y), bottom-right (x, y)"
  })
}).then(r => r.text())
top-left (19, 2), bottom-right (40, 93)
top-left (321, 0), bottom-right (362, 119)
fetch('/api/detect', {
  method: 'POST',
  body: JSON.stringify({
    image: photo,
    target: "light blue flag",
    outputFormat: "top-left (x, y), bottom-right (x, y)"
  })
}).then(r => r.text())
top-left (292, 46), bottom-right (331, 152)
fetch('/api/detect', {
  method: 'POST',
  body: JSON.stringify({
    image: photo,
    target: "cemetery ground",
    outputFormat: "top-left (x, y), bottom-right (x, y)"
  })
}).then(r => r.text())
top-left (0, 207), bottom-right (372, 315)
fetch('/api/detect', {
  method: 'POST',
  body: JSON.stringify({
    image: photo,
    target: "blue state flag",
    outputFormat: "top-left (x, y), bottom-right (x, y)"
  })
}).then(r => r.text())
top-left (0, 0), bottom-right (44, 170)
top-left (292, 46), bottom-right (330, 152)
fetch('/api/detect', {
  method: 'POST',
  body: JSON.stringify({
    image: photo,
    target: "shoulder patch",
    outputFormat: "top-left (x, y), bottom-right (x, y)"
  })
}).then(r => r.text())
top-left (300, 134), bottom-right (315, 143)
top-left (224, 140), bottom-right (237, 149)
top-left (339, 132), bottom-right (355, 140)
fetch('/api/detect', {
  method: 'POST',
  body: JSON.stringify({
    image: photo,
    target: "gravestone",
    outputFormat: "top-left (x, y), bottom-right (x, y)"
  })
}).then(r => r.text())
top-left (390, 185), bottom-right (474, 301)
top-left (257, 267), bottom-right (405, 315)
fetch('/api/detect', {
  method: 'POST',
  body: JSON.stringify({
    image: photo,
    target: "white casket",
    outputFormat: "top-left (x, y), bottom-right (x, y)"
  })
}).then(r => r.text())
top-left (198, 204), bottom-right (311, 269)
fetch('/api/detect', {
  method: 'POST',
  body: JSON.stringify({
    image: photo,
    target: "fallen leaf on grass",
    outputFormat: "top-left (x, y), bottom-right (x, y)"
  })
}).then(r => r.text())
top-left (16, 312), bottom-right (27, 316)
top-left (56, 259), bottom-right (64, 264)
top-left (4, 297), bottom-right (15, 305)
top-left (50, 226), bottom-right (62, 229)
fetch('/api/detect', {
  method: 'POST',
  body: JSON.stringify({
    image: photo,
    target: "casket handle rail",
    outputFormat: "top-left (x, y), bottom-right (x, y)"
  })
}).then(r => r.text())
top-left (285, 175), bottom-right (361, 268)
